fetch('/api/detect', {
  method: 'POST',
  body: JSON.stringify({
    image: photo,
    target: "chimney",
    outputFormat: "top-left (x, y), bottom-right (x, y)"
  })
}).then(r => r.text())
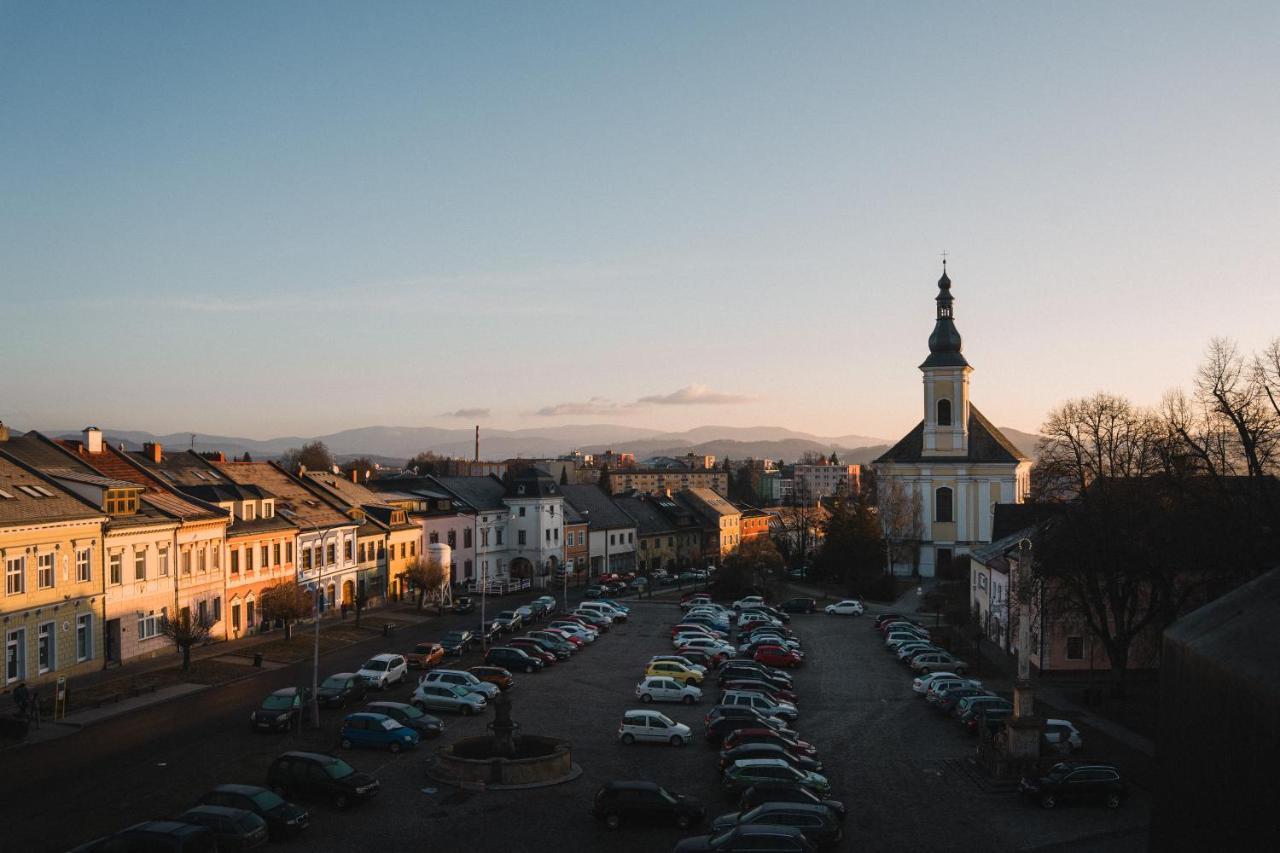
top-left (84, 426), bottom-right (103, 454)
top-left (143, 442), bottom-right (163, 463)
top-left (351, 468), bottom-right (358, 483)
top-left (0, 421), bottom-right (8, 442)
top-left (475, 425), bottom-right (480, 462)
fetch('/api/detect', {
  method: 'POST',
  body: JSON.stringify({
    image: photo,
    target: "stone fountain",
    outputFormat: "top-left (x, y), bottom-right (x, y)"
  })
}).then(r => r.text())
top-left (430, 690), bottom-right (578, 790)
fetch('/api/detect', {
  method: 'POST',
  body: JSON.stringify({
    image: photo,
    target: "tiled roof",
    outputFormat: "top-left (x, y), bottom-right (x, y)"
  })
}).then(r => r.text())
top-left (211, 461), bottom-right (352, 529)
top-left (124, 447), bottom-right (229, 487)
top-left (430, 476), bottom-right (508, 512)
top-left (560, 484), bottom-right (635, 530)
top-left (874, 405), bottom-right (1029, 465)
top-left (303, 472), bottom-right (393, 510)
top-left (42, 468), bottom-right (142, 490)
top-left (0, 451), bottom-right (104, 525)
top-left (611, 496), bottom-right (675, 535)
top-left (991, 502), bottom-right (1068, 541)
top-left (681, 487), bottom-right (740, 519)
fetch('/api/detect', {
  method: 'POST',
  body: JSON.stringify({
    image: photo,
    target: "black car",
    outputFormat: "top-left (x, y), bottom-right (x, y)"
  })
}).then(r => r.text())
top-left (719, 665), bottom-right (792, 691)
top-left (779, 598), bottom-right (817, 614)
top-left (174, 806), bottom-right (269, 852)
top-left (740, 605), bottom-right (791, 624)
top-left (719, 743), bottom-right (823, 774)
top-left (250, 687), bottom-right (308, 732)
top-left (705, 715), bottom-right (788, 746)
top-left (316, 673), bottom-right (366, 709)
top-left (450, 597), bottom-right (475, 614)
top-left (494, 610), bottom-right (522, 632)
top-left (485, 646), bottom-right (544, 673)
top-left (441, 629), bottom-right (476, 654)
top-left (518, 635), bottom-right (571, 661)
top-left (709, 802), bottom-right (841, 848)
top-left (583, 585), bottom-right (604, 599)
top-left (365, 700), bottom-right (444, 738)
top-left (738, 784), bottom-right (845, 822)
top-left (1020, 762), bottom-right (1127, 809)
top-left (590, 781), bottom-right (704, 830)
top-left (70, 821), bottom-right (217, 853)
top-left (475, 620), bottom-right (503, 644)
top-left (674, 823), bottom-right (816, 853)
top-left (197, 784), bottom-right (309, 840)
top-left (677, 649), bottom-right (721, 670)
top-left (265, 752), bottom-right (380, 810)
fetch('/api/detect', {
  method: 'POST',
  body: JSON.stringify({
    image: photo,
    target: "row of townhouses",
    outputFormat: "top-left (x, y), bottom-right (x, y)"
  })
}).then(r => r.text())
top-left (1, 424), bottom-right (768, 690)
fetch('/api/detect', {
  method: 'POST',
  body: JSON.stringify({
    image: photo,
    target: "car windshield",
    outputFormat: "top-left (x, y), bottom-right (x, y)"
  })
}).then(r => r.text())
top-left (397, 704), bottom-right (424, 718)
top-left (251, 790), bottom-right (284, 810)
top-left (262, 695), bottom-right (294, 710)
top-left (237, 813), bottom-right (262, 831)
top-left (321, 676), bottom-right (349, 689)
top-left (362, 660), bottom-right (388, 671)
top-left (380, 719), bottom-right (401, 731)
top-left (324, 760), bottom-right (355, 779)
top-left (449, 685), bottom-right (470, 697)
top-left (655, 714), bottom-right (676, 726)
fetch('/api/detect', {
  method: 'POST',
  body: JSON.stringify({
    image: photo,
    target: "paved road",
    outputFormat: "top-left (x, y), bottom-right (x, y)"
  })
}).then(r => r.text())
top-left (6, 593), bottom-right (1149, 852)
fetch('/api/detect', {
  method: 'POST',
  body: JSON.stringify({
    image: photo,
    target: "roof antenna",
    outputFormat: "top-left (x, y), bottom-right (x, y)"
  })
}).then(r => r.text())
top-left (190, 433), bottom-right (196, 450)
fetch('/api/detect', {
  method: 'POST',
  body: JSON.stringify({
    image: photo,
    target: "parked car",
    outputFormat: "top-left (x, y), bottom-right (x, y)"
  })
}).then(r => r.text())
top-left (250, 687), bottom-right (307, 732)
top-left (705, 706), bottom-right (793, 737)
top-left (672, 622), bottom-right (727, 639)
top-left (719, 664), bottom-right (792, 691)
top-left (535, 627), bottom-right (583, 648)
top-left (507, 638), bottom-right (558, 665)
top-left (675, 648), bottom-right (726, 669)
top-left (474, 620), bottom-right (503, 644)
top-left (780, 598), bottom-right (817, 614)
top-left (515, 634), bottom-right (573, 660)
top-left (754, 646), bottom-right (804, 668)
top-left (406, 642), bottom-right (446, 669)
top-left (958, 699), bottom-right (1013, 730)
top-left (709, 802), bottom-right (842, 847)
top-left (571, 610), bottom-right (614, 629)
top-left (1020, 761), bottom-right (1127, 809)
top-left (646, 660), bottom-right (705, 685)
top-left (618, 709), bottom-right (692, 746)
top-left (733, 595), bottom-right (766, 611)
top-left (485, 646), bottom-right (544, 673)
top-left (196, 784), bottom-right (309, 840)
top-left (629, 577), bottom-right (648, 590)
top-left (467, 665), bottom-right (515, 691)
top-left (339, 712), bottom-right (420, 753)
top-left (742, 605), bottom-right (791, 624)
top-left (590, 781), bottom-right (704, 830)
top-left (720, 690), bottom-right (799, 722)
top-left (673, 824), bottom-right (815, 853)
top-left (912, 672), bottom-right (977, 695)
top-left (365, 700), bottom-right (444, 737)
top-left (264, 752), bottom-right (380, 809)
top-left (935, 687), bottom-right (990, 715)
top-left (316, 673), bottom-right (366, 709)
top-left (357, 653), bottom-right (408, 690)
top-left (704, 715), bottom-right (789, 746)
top-left (174, 805), bottom-right (269, 852)
top-left (721, 680), bottom-right (798, 705)
top-left (450, 596), bottom-right (475, 614)
top-left (912, 652), bottom-right (968, 675)
top-left (562, 612), bottom-right (609, 632)
top-left (583, 585), bottom-right (605, 599)
top-left (678, 636), bottom-right (736, 657)
top-left (412, 681), bottom-right (487, 715)
top-left (721, 728), bottom-right (818, 759)
top-left (549, 620), bottom-right (597, 642)
top-left (419, 669), bottom-right (501, 700)
top-left (738, 783), bottom-right (845, 822)
top-left (636, 675), bottom-right (703, 705)
top-left (896, 642), bottom-right (940, 662)
top-left (439, 630), bottom-right (475, 655)
top-left (719, 742), bottom-right (822, 774)
top-left (722, 758), bottom-right (830, 796)
top-left (1042, 719), bottom-right (1085, 754)
top-left (649, 654), bottom-right (707, 675)
top-left (969, 705), bottom-right (1014, 736)
top-left (515, 605), bottom-right (537, 624)
top-left (927, 679), bottom-right (983, 705)
top-left (953, 694), bottom-right (1009, 721)
top-left (70, 821), bottom-right (218, 853)
top-left (494, 610), bottom-right (523, 632)
top-left (532, 595), bottom-right (558, 615)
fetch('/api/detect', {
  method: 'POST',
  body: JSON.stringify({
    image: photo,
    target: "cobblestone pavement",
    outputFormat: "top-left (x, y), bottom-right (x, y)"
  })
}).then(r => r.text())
top-left (7, 595), bottom-right (1149, 852)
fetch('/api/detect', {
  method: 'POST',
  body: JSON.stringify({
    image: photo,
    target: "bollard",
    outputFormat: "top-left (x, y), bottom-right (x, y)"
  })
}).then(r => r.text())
top-left (253, 653), bottom-right (263, 668)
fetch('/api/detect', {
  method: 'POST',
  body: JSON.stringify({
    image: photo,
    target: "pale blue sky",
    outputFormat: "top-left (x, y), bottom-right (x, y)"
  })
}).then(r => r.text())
top-left (2, 1), bottom-right (1276, 439)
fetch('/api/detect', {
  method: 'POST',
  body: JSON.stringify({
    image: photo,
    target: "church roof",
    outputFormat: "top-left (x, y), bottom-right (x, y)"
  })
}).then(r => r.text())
top-left (874, 405), bottom-right (1029, 465)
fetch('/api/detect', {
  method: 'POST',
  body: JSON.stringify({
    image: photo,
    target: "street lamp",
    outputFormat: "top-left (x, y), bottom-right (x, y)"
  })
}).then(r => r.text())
top-left (301, 523), bottom-right (332, 730)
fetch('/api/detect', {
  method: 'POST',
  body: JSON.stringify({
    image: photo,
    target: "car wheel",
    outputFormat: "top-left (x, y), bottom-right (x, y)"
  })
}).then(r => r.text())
top-left (621, 733), bottom-right (635, 745)
top-left (525, 664), bottom-right (536, 674)
top-left (604, 813), bottom-right (622, 830)
top-left (333, 792), bottom-right (350, 810)
top-left (340, 738), bottom-right (353, 749)
top-left (1105, 793), bottom-right (1122, 809)
top-left (670, 735), bottom-right (685, 747)
top-left (682, 694), bottom-right (695, 705)
top-left (640, 693), bottom-right (653, 703)
top-left (389, 741), bottom-right (402, 754)
top-left (1040, 794), bottom-right (1057, 809)
top-left (676, 814), bottom-right (692, 830)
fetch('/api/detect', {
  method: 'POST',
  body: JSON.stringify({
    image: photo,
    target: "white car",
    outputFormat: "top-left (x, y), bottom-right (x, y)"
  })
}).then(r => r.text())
top-left (912, 672), bottom-right (979, 695)
top-left (618, 709), bottom-right (691, 746)
top-left (1043, 719), bottom-right (1084, 753)
top-left (549, 621), bottom-right (596, 643)
top-left (573, 609), bottom-right (613, 625)
top-left (824, 599), bottom-right (864, 616)
top-left (357, 653), bottom-right (408, 689)
top-left (675, 636), bottom-right (735, 656)
top-left (649, 655), bottom-right (707, 675)
top-left (733, 596), bottom-right (766, 611)
top-left (419, 669), bottom-right (500, 700)
top-left (636, 676), bottom-right (702, 705)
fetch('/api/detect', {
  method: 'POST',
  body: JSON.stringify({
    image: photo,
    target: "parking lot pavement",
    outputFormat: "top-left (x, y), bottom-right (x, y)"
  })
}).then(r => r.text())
top-left (30, 597), bottom-right (1150, 852)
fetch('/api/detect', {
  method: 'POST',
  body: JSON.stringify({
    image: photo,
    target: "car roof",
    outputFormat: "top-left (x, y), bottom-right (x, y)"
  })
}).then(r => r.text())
top-left (345, 712), bottom-right (391, 721)
top-left (210, 783), bottom-right (268, 795)
top-left (367, 653), bottom-right (400, 662)
top-left (280, 751), bottom-right (339, 763)
top-left (734, 824), bottom-right (806, 838)
top-left (1045, 718), bottom-right (1076, 727)
top-left (430, 668), bottom-right (469, 676)
top-left (326, 672), bottom-right (357, 679)
top-left (750, 801), bottom-right (828, 815)
top-left (603, 780), bottom-right (660, 791)
top-left (125, 821), bottom-right (209, 835)
top-left (367, 701), bottom-right (411, 710)
top-left (269, 687), bottom-right (299, 697)
top-left (182, 805), bottom-right (246, 819)
top-left (735, 758), bottom-right (790, 768)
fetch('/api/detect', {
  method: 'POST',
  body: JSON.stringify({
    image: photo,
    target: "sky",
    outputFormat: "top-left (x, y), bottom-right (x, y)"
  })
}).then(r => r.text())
top-left (2, 1), bottom-right (1277, 441)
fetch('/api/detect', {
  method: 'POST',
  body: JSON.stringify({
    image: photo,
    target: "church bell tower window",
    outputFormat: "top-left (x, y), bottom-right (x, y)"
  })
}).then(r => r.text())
top-left (937, 399), bottom-right (952, 427)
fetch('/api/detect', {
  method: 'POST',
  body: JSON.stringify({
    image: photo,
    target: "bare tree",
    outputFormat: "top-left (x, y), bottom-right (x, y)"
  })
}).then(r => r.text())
top-left (279, 441), bottom-right (335, 474)
top-left (877, 477), bottom-right (922, 576)
top-left (162, 607), bottom-right (213, 671)
top-left (258, 581), bottom-right (314, 641)
top-left (714, 538), bottom-right (784, 598)
top-left (403, 558), bottom-right (446, 610)
top-left (1032, 393), bottom-right (1164, 500)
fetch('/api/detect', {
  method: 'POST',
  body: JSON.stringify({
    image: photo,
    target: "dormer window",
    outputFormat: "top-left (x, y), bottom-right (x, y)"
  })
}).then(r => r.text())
top-left (261, 501), bottom-right (273, 518)
top-left (242, 501), bottom-right (256, 521)
top-left (105, 489), bottom-right (139, 515)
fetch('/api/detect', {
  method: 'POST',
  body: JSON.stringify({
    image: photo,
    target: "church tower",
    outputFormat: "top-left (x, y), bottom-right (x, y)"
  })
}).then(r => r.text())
top-left (920, 263), bottom-right (973, 458)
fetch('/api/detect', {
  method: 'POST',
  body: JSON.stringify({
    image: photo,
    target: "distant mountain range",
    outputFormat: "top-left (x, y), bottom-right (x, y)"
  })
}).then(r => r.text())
top-left (36, 422), bottom-right (1040, 465)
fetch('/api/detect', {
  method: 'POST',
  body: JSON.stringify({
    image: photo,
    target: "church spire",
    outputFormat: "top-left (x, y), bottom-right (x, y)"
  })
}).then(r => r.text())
top-left (922, 262), bottom-right (969, 368)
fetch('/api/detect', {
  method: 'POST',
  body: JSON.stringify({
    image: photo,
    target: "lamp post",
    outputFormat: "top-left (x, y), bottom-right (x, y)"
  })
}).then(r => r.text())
top-left (303, 524), bottom-right (332, 730)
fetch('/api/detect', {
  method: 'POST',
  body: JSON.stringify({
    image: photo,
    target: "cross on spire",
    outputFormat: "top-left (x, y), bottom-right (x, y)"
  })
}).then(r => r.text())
top-left (939, 249), bottom-right (949, 267)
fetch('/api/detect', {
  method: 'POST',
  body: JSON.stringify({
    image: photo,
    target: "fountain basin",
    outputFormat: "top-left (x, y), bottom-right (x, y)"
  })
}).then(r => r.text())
top-left (432, 735), bottom-right (577, 789)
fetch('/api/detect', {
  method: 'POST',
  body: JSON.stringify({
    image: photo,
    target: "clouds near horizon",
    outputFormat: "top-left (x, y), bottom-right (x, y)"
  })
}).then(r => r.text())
top-left (534, 385), bottom-right (753, 417)
top-left (439, 407), bottom-right (491, 418)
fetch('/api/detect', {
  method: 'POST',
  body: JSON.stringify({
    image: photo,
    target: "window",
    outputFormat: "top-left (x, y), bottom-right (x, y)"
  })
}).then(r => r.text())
top-left (37, 622), bottom-right (54, 674)
top-left (213, 596), bottom-right (222, 623)
top-left (518, 507), bottom-right (526, 517)
top-left (628, 532), bottom-right (634, 544)
top-left (133, 548), bottom-right (146, 581)
top-left (554, 529), bottom-right (559, 541)
top-left (326, 543), bottom-right (336, 564)
top-left (358, 543), bottom-right (366, 562)
top-left (464, 559), bottom-right (473, 577)
top-left (76, 615), bottom-right (92, 662)
top-left (409, 541), bottom-right (416, 556)
top-left (429, 531), bottom-right (439, 545)
top-left (545, 529), bottom-right (551, 543)
top-left (109, 552), bottom-right (123, 585)
top-left (936, 548), bottom-right (953, 576)
top-left (286, 542), bottom-right (293, 564)
top-left (261, 545), bottom-right (270, 568)
top-left (262, 501), bottom-right (273, 518)
top-left (245, 547), bottom-right (254, 572)
top-left (937, 399), bottom-right (952, 426)
top-left (104, 490), bottom-right (139, 514)
top-left (344, 539), bottom-right (353, 562)
top-left (447, 531), bottom-right (457, 549)
top-left (1066, 636), bottom-right (1085, 661)
top-left (197, 547), bottom-right (207, 573)
top-left (197, 599), bottom-right (208, 626)
top-left (274, 543), bottom-right (281, 566)
top-left (480, 529), bottom-right (488, 547)
top-left (157, 547), bottom-right (168, 577)
top-left (138, 611), bottom-right (161, 640)
top-left (496, 529), bottom-right (504, 546)
top-left (38, 553), bottom-right (54, 589)
top-left (231, 549), bottom-right (240, 574)
top-left (579, 531), bottom-right (585, 546)
top-left (301, 548), bottom-right (311, 571)
top-left (7, 629), bottom-right (26, 683)
top-left (463, 529), bottom-right (472, 548)
top-left (246, 598), bottom-right (255, 627)
top-left (935, 487), bottom-right (954, 523)
top-left (231, 603), bottom-right (241, 632)
top-left (182, 549), bottom-right (191, 575)
top-left (610, 534), bottom-right (616, 546)
top-left (78, 548), bottom-right (92, 582)
top-left (518, 531), bottom-right (527, 546)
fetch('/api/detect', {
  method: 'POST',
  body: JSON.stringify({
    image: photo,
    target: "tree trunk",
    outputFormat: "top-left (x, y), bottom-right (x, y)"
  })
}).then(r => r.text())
top-left (284, 621), bottom-right (292, 641)
top-left (1106, 643), bottom-right (1130, 698)
top-left (181, 643), bottom-right (191, 672)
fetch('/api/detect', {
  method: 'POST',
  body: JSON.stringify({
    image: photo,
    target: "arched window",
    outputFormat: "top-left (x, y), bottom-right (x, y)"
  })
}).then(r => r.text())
top-left (935, 487), bottom-right (954, 523)
top-left (937, 398), bottom-right (952, 426)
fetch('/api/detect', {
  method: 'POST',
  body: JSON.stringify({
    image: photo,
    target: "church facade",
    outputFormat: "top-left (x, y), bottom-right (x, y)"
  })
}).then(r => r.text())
top-left (874, 266), bottom-right (1031, 578)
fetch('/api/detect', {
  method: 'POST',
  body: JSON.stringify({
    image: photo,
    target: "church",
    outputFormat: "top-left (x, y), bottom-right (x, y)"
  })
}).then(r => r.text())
top-left (874, 265), bottom-right (1031, 578)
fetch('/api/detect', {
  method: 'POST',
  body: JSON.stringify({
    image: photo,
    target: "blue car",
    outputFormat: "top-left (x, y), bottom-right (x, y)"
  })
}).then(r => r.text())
top-left (339, 712), bottom-right (420, 753)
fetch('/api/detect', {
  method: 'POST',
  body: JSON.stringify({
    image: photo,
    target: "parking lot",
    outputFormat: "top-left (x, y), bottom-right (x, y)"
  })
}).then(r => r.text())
top-left (29, 593), bottom-right (1150, 852)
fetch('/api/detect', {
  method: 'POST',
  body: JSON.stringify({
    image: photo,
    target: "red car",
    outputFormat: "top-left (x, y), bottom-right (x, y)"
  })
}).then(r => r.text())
top-left (720, 680), bottom-right (798, 704)
top-left (674, 648), bottom-right (727, 669)
top-left (508, 639), bottom-right (557, 666)
top-left (541, 628), bottom-right (584, 647)
top-left (671, 623), bottom-right (722, 640)
top-left (721, 727), bottom-right (818, 758)
top-left (754, 645), bottom-right (802, 668)
top-left (562, 614), bottom-right (608, 633)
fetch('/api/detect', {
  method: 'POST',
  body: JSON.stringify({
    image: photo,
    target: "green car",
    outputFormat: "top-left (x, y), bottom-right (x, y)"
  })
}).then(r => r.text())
top-left (721, 758), bottom-right (830, 795)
